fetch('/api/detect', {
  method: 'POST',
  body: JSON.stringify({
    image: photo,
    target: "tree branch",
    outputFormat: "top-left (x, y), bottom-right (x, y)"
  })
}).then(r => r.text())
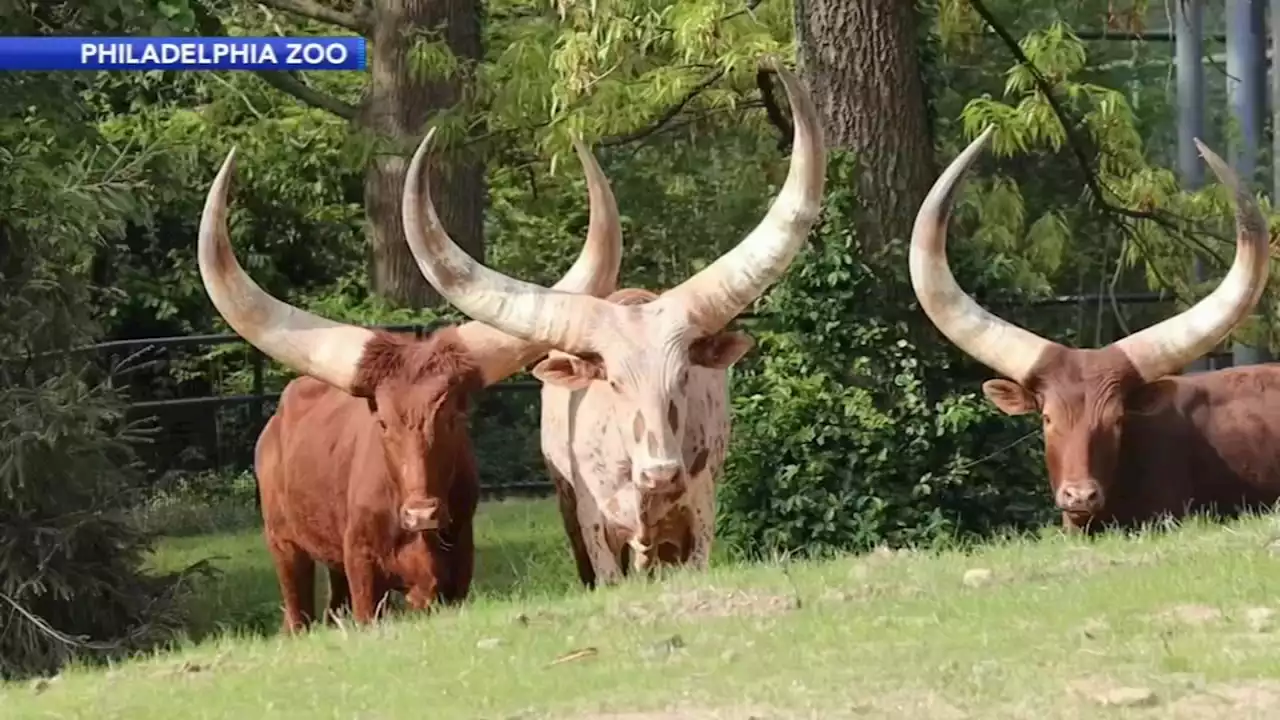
top-left (254, 0), bottom-right (368, 33)
top-left (755, 68), bottom-right (792, 152)
top-left (967, 0), bottom-right (1228, 270)
top-left (192, 1), bottom-right (361, 120)
top-left (255, 70), bottom-right (360, 119)
top-left (598, 69), bottom-right (726, 148)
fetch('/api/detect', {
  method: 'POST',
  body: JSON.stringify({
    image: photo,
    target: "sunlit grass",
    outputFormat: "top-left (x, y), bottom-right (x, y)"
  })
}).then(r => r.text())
top-left (9, 503), bottom-right (1280, 719)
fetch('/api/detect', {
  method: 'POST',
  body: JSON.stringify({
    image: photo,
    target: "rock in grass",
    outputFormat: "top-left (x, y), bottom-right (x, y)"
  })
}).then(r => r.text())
top-left (1247, 607), bottom-right (1276, 633)
top-left (1092, 687), bottom-right (1158, 707)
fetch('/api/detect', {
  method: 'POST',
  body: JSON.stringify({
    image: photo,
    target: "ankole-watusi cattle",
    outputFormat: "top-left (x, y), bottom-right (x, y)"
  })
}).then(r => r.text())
top-left (197, 141), bottom-right (622, 630)
top-left (400, 59), bottom-right (826, 585)
top-left (911, 126), bottom-right (1279, 532)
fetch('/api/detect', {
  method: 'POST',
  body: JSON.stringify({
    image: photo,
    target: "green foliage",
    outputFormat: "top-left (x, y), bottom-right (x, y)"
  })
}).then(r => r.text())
top-left (720, 153), bottom-right (1054, 559)
top-left (948, 15), bottom-right (1280, 353)
top-left (0, 367), bottom-right (192, 680)
top-left (0, 40), bottom-right (192, 677)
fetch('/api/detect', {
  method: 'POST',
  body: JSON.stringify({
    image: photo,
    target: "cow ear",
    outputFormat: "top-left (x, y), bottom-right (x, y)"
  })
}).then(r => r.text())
top-left (982, 379), bottom-right (1037, 415)
top-left (531, 353), bottom-right (605, 390)
top-left (690, 331), bottom-right (755, 370)
top-left (1127, 378), bottom-right (1177, 417)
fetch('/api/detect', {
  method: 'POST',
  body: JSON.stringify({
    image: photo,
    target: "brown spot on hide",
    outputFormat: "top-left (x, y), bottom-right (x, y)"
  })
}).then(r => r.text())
top-left (666, 400), bottom-right (679, 432)
top-left (689, 448), bottom-right (709, 476)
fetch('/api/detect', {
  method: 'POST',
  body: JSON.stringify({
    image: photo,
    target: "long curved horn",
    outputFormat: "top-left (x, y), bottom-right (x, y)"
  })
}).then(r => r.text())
top-left (198, 150), bottom-right (375, 394)
top-left (549, 137), bottom-right (623, 296)
top-left (451, 136), bottom-right (624, 384)
top-left (651, 58), bottom-right (827, 332)
top-left (401, 128), bottom-right (609, 355)
top-left (908, 127), bottom-right (1053, 384)
top-left (1113, 140), bottom-right (1271, 382)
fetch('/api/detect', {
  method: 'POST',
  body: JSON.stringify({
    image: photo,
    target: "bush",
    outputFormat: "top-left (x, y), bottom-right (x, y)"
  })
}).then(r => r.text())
top-left (0, 98), bottom-right (193, 680)
top-left (719, 153), bottom-right (1055, 559)
top-left (0, 363), bottom-right (195, 680)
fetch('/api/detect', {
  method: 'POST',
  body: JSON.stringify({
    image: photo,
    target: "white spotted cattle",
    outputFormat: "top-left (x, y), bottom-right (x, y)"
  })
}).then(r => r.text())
top-left (399, 58), bottom-right (827, 585)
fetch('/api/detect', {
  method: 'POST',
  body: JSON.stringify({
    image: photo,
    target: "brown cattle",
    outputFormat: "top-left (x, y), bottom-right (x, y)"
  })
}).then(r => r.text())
top-left (197, 141), bottom-right (621, 631)
top-left (910, 126), bottom-right (1278, 532)
top-left (400, 59), bottom-right (826, 583)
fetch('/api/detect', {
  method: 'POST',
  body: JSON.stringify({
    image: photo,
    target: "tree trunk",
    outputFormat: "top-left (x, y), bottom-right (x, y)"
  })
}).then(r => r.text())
top-left (360, 0), bottom-right (485, 309)
top-left (794, 0), bottom-right (934, 249)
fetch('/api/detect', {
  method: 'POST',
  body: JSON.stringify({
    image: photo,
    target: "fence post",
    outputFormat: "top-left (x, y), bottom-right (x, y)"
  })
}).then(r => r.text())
top-left (249, 349), bottom-right (265, 510)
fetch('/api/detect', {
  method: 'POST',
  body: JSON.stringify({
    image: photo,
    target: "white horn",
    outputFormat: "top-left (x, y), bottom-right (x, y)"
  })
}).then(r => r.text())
top-left (1113, 140), bottom-right (1271, 382)
top-left (198, 149), bottom-right (374, 394)
top-left (652, 57), bottom-right (827, 333)
top-left (908, 127), bottom-right (1053, 383)
top-left (452, 136), bottom-right (624, 383)
top-left (401, 128), bottom-right (608, 355)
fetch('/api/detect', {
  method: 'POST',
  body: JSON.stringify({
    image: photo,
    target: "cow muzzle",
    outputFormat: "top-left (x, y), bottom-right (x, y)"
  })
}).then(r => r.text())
top-left (635, 462), bottom-right (684, 495)
top-left (1055, 482), bottom-right (1104, 514)
top-left (399, 499), bottom-right (443, 532)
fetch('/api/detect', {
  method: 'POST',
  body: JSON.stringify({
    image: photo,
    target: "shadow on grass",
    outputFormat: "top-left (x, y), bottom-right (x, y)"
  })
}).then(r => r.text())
top-left (154, 497), bottom-right (580, 643)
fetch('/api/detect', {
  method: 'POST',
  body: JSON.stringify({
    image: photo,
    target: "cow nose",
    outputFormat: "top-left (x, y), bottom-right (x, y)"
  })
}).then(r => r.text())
top-left (637, 463), bottom-right (681, 491)
top-left (399, 500), bottom-right (441, 532)
top-left (1056, 484), bottom-right (1103, 512)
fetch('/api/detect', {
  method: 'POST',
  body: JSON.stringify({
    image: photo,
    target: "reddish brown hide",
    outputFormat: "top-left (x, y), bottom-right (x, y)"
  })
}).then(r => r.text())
top-left (196, 138), bottom-right (622, 631)
top-left (910, 128), bottom-right (1278, 533)
top-left (986, 347), bottom-right (1280, 532)
top-left (254, 332), bottom-right (482, 629)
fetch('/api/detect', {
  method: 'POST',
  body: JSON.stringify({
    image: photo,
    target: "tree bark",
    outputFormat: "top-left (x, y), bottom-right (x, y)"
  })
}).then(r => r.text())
top-left (794, 0), bottom-right (934, 249)
top-left (359, 0), bottom-right (485, 309)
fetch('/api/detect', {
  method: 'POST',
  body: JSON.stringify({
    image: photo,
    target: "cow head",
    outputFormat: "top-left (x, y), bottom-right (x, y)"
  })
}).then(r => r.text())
top-left (197, 139), bottom-right (622, 533)
top-left (910, 128), bottom-right (1270, 520)
top-left (399, 58), bottom-right (825, 498)
top-left (530, 288), bottom-right (756, 494)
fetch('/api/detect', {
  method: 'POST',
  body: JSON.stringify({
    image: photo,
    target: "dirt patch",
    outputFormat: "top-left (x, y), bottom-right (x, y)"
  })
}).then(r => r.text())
top-left (1053, 547), bottom-right (1160, 574)
top-left (1164, 680), bottom-right (1280, 718)
top-left (616, 588), bottom-right (798, 623)
top-left (1152, 604), bottom-right (1223, 627)
top-left (568, 707), bottom-right (779, 720)
top-left (849, 689), bottom-right (969, 719)
top-left (1067, 675), bottom-right (1159, 708)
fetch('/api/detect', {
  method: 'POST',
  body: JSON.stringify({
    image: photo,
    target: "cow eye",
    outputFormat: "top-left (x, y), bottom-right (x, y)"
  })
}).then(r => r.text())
top-left (609, 379), bottom-right (623, 394)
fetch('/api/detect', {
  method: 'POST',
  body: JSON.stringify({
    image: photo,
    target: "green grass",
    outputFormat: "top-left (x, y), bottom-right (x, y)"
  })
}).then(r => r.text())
top-left (142, 497), bottom-right (583, 638)
top-left (9, 502), bottom-right (1280, 719)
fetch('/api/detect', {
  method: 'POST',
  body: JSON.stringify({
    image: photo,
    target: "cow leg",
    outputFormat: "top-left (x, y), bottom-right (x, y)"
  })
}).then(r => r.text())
top-left (324, 566), bottom-right (350, 622)
top-left (687, 475), bottom-right (716, 570)
top-left (439, 519), bottom-right (475, 604)
top-left (269, 539), bottom-right (316, 633)
top-left (577, 498), bottom-right (624, 585)
top-left (342, 534), bottom-right (382, 624)
top-left (549, 465), bottom-right (598, 588)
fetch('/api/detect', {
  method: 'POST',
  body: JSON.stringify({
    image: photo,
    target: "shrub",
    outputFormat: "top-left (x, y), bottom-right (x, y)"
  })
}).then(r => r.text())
top-left (0, 363), bottom-right (194, 680)
top-left (719, 153), bottom-right (1055, 559)
top-left (0, 102), bottom-right (193, 680)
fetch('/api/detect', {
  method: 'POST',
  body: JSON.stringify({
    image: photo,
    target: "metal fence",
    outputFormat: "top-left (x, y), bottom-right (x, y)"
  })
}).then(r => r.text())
top-left (86, 291), bottom-right (1222, 500)
top-left (89, 321), bottom-right (550, 499)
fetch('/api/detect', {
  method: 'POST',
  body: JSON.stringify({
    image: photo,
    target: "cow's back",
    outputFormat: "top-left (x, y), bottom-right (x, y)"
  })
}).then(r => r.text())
top-left (1117, 364), bottom-right (1280, 521)
top-left (258, 376), bottom-right (383, 566)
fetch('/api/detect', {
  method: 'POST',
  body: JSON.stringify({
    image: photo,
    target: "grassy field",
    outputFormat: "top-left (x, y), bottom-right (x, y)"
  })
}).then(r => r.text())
top-left (137, 497), bottom-right (586, 639)
top-left (8, 499), bottom-right (1280, 719)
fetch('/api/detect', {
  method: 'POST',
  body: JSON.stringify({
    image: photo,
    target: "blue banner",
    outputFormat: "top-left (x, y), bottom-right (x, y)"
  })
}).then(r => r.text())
top-left (0, 37), bottom-right (366, 71)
